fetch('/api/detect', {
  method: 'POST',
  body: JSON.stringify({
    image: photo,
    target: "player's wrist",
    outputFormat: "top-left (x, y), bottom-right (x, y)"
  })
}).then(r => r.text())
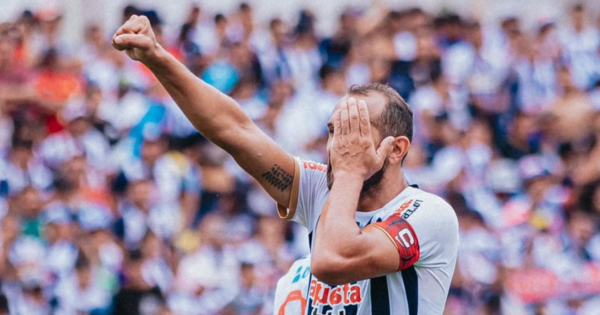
top-left (333, 170), bottom-right (365, 183)
top-left (141, 43), bottom-right (168, 68)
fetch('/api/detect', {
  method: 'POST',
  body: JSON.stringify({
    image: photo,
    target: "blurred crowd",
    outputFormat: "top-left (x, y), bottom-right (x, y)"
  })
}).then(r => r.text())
top-left (1, 1), bottom-right (600, 315)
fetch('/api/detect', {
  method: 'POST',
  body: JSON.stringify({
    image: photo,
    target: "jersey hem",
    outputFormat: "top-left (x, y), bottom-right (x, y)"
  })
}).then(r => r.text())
top-left (276, 156), bottom-right (301, 220)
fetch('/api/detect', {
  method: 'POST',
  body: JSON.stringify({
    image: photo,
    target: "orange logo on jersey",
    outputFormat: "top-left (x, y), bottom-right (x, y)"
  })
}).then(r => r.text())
top-left (302, 161), bottom-right (327, 173)
top-left (278, 290), bottom-right (307, 315)
top-left (309, 280), bottom-right (362, 306)
top-left (394, 199), bottom-right (414, 215)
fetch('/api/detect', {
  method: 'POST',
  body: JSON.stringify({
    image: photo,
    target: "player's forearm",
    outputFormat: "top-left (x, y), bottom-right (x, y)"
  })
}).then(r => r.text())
top-left (313, 173), bottom-right (365, 277)
top-left (143, 46), bottom-right (253, 147)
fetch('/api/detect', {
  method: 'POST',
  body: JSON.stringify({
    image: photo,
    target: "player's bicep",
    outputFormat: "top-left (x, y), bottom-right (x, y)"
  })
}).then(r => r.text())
top-left (325, 219), bottom-right (419, 283)
top-left (319, 223), bottom-right (415, 283)
top-left (367, 217), bottom-right (420, 271)
top-left (346, 216), bottom-right (421, 282)
top-left (226, 125), bottom-right (296, 209)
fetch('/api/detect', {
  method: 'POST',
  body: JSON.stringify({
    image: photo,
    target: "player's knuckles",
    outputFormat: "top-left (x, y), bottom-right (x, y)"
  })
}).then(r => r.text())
top-left (138, 16), bottom-right (151, 28)
top-left (122, 23), bottom-right (137, 33)
top-left (123, 17), bottom-right (146, 33)
top-left (130, 14), bottom-right (146, 23)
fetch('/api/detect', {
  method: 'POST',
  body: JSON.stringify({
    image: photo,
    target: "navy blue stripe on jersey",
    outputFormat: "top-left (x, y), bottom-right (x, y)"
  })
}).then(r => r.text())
top-left (306, 273), bottom-right (314, 315)
top-left (402, 266), bottom-right (419, 315)
top-left (370, 276), bottom-right (391, 315)
top-left (306, 219), bottom-right (315, 314)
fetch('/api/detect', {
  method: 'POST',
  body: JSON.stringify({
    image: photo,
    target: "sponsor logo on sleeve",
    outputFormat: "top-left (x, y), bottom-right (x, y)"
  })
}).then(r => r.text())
top-left (303, 161), bottom-right (328, 173)
top-left (394, 199), bottom-right (423, 219)
top-left (394, 199), bottom-right (414, 215)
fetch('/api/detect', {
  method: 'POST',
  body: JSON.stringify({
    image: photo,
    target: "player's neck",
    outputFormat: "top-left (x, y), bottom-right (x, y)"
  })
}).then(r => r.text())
top-left (357, 172), bottom-right (409, 212)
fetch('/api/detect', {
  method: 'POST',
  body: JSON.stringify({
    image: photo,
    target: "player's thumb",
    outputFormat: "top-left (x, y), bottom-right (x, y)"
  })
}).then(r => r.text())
top-left (376, 136), bottom-right (395, 160)
top-left (112, 34), bottom-right (153, 51)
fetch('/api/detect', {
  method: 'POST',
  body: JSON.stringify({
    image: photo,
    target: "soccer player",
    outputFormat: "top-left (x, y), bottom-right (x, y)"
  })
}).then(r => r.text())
top-left (112, 15), bottom-right (459, 315)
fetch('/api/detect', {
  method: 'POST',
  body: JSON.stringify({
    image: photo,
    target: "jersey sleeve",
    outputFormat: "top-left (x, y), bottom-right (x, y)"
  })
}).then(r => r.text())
top-left (276, 157), bottom-right (328, 230)
top-left (370, 216), bottom-right (421, 271)
top-left (370, 197), bottom-right (459, 271)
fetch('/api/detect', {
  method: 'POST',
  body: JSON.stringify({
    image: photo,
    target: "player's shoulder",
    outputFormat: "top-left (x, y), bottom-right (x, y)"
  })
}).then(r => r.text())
top-left (295, 157), bottom-right (328, 190)
top-left (296, 158), bottom-right (327, 174)
top-left (404, 186), bottom-right (452, 208)
top-left (405, 188), bottom-right (460, 261)
top-left (404, 187), bottom-right (457, 222)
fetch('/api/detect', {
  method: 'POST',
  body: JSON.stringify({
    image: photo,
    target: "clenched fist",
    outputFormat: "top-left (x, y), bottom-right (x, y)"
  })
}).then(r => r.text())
top-left (112, 15), bottom-right (161, 63)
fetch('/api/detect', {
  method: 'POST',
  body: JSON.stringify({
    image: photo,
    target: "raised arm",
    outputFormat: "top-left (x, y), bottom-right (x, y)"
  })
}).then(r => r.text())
top-left (112, 15), bottom-right (295, 207)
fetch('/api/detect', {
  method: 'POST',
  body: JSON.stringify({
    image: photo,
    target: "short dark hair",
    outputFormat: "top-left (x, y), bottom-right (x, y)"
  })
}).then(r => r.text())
top-left (270, 18), bottom-right (282, 29)
top-left (572, 4), bottom-right (584, 12)
top-left (123, 5), bottom-right (140, 18)
top-left (239, 3), bottom-right (251, 11)
top-left (348, 83), bottom-right (413, 143)
top-left (318, 64), bottom-right (342, 81)
top-left (214, 14), bottom-right (226, 24)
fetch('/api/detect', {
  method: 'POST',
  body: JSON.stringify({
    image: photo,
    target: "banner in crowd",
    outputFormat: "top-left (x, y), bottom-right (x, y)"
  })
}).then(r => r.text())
top-left (506, 264), bottom-right (600, 303)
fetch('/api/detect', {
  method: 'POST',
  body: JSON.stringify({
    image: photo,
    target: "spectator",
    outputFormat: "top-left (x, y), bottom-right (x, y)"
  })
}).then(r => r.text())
top-left (559, 4), bottom-right (600, 90)
top-left (52, 252), bottom-right (112, 314)
top-left (113, 250), bottom-right (166, 315)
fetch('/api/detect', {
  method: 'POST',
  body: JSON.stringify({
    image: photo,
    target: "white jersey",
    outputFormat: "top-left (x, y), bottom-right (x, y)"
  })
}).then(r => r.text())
top-left (276, 158), bottom-right (459, 315)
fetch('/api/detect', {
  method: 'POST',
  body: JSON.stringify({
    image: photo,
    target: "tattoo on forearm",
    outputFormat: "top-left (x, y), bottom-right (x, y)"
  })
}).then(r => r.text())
top-left (261, 164), bottom-right (293, 191)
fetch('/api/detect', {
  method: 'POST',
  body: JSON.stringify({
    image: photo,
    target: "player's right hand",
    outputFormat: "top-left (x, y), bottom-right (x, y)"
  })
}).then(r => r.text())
top-left (330, 97), bottom-right (395, 181)
top-left (112, 15), bottom-right (159, 63)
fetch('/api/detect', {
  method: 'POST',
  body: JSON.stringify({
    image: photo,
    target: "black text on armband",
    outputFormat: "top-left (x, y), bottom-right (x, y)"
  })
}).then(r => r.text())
top-left (261, 164), bottom-right (293, 192)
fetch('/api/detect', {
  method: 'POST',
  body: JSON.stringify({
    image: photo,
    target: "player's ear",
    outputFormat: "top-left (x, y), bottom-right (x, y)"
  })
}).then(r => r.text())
top-left (387, 136), bottom-right (410, 165)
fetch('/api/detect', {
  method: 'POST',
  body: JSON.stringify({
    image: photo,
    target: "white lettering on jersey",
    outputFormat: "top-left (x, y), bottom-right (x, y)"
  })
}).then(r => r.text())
top-left (396, 228), bottom-right (415, 248)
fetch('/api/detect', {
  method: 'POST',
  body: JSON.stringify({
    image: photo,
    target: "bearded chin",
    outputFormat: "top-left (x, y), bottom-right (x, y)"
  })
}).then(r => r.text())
top-left (327, 160), bottom-right (388, 198)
